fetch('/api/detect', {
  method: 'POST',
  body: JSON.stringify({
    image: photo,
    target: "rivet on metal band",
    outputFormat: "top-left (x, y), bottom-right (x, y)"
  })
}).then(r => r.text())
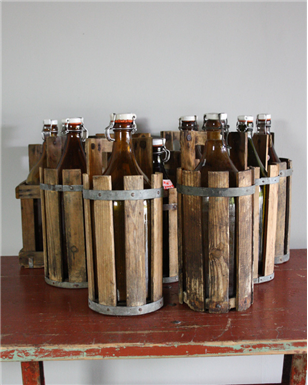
top-left (274, 253), bottom-right (290, 264)
top-left (83, 187), bottom-right (163, 201)
top-left (255, 177), bottom-right (280, 186)
top-left (40, 183), bottom-right (84, 192)
top-left (177, 184), bottom-right (256, 198)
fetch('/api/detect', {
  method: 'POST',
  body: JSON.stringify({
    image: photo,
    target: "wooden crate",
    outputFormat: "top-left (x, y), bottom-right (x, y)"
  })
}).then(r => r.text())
top-left (252, 133), bottom-right (293, 265)
top-left (177, 168), bottom-right (254, 313)
top-left (83, 172), bottom-right (164, 316)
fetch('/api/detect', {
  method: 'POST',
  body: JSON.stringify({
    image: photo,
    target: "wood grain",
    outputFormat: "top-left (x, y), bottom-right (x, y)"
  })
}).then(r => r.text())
top-left (275, 161), bottom-right (287, 258)
top-left (168, 188), bottom-right (178, 278)
top-left (229, 132), bottom-right (248, 171)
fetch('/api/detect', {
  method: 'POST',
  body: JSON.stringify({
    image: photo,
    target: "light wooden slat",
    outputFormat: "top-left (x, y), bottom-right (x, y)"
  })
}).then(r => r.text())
top-left (16, 183), bottom-right (41, 199)
top-left (151, 173), bottom-right (163, 302)
top-left (275, 162), bottom-right (287, 258)
top-left (85, 138), bottom-right (106, 187)
top-left (182, 170), bottom-right (204, 311)
top-left (284, 159), bottom-right (292, 255)
top-left (44, 168), bottom-right (63, 282)
top-left (133, 136), bottom-right (153, 182)
top-left (208, 171), bottom-right (230, 314)
top-left (195, 132), bottom-right (207, 146)
top-left (177, 168), bottom-right (184, 304)
top-left (236, 169), bottom-right (253, 311)
top-left (180, 131), bottom-right (197, 171)
top-left (252, 167), bottom-right (261, 280)
top-left (93, 175), bottom-right (117, 306)
top-left (63, 169), bottom-right (86, 283)
top-left (229, 132), bottom-right (248, 171)
top-left (20, 199), bottom-right (36, 251)
top-left (28, 144), bottom-right (43, 171)
top-left (46, 136), bottom-right (64, 169)
top-left (263, 165), bottom-right (279, 276)
top-left (124, 175), bottom-right (146, 307)
top-left (168, 188), bottom-right (178, 278)
top-left (252, 133), bottom-right (269, 172)
top-left (40, 168), bottom-right (48, 277)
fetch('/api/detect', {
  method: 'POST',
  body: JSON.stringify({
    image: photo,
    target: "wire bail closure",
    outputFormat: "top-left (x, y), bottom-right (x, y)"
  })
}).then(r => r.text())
top-left (105, 113), bottom-right (137, 142)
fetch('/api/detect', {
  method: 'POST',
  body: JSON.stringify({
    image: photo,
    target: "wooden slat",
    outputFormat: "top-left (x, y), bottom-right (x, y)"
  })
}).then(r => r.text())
top-left (133, 136), bottom-right (153, 181)
top-left (180, 131), bottom-right (197, 171)
top-left (208, 171), bottom-right (230, 313)
top-left (40, 168), bottom-right (48, 277)
top-left (46, 136), bottom-right (64, 168)
top-left (83, 174), bottom-right (96, 301)
top-left (28, 144), bottom-right (43, 171)
top-left (20, 199), bottom-right (36, 251)
top-left (252, 167), bottom-right (261, 280)
top-left (16, 183), bottom-right (40, 199)
top-left (93, 175), bottom-right (117, 306)
top-left (236, 169), bottom-right (253, 311)
top-left (229, 132), bottom-right (248, 171)
top-left (62, 169), bottom-right (86, 283)
top-left (252, 133), bottom-right (269, 172)
top-left (284, 159), bottom-right (292, 255)
top-left (263, 164), bottom-right (279, 276)
top-left (168, 188), bottom-right (178, 278)
top-left (177, 168), bottom-right (184, 304)
top-left (161, 131), bottom-right (174, 151)
top-left (195, 132), bottom-right (207, 146)
top-left (18, 250), bottom-right (44, 268)
top-left (275, 162), bottom-right (287, 258)
top-left (182, 170), bottom-right (204, 311)
top-left (151, 173), bottom-right (163, 302)
top-left (44, 168), bottom-right (63, 282)
top-left (124, 175), bottom-right (146, 307)
top-left (85, 138), bottom-right (107, 187)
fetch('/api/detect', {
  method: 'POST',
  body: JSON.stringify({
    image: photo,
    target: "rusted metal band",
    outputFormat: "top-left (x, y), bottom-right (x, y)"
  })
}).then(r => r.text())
top-left (275, 253), bottom-right (290, 264)
top-left (279, 169), bottom-right (293, 177)
top-left (255, 177), bottom-right (280, 186)
top-left (83, 187), bottom-right (163, 201)
top-left (40, 183), bottom-right (83, 192)
top-left (254, 272), bottom-right (275, 284)
top-left (45, 276), bottom-right (88, 289)
top-left (177, 184), bottom-right (255, 197)
top-left (163, 203), bottom-right (177, 211)
top-left (89, 297), bottom-right (164, 316)
top-left (163, 275), bottom-right (179, 283)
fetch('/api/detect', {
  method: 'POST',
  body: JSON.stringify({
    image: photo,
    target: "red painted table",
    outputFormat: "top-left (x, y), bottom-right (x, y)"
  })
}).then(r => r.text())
top-left (1, 249), bottom-right (307, 385)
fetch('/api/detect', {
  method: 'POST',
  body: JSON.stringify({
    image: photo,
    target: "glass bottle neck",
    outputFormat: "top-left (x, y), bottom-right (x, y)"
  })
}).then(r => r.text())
top-left (237, 122), bottom-right (253, 138)
top-left (180, 121), bottom-right (198, 131)
top-left (257, 121), bottom-right (271, 135)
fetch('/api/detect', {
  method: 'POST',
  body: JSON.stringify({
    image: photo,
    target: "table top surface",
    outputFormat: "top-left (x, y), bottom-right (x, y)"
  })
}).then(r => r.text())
top-left (1, 249), bottom-right (306, 362)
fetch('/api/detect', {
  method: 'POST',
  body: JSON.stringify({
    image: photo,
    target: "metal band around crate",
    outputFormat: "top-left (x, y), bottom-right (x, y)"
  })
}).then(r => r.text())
top-left (254, 176), bottom-right (280, 186)
top-left (279, 168), bottom-right (293, 177)
top-left (45, 276), bottom-right (88, 289)
top-left (275, 252), bottom-right (290, 264)
top-left (83, 187), bottom-right (163, 201)
top-left (88, 297), bottom-right (164, 316)
top-left (177, 184), bottom-right (255, 197)
top-left (254, 272), bottom-right (275, 284)
top-left (40, 183), bottom-right (83, 192)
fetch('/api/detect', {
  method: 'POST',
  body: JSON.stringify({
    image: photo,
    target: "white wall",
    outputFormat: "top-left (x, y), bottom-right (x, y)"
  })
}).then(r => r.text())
top-left (1, 1), bottom-right (306, 384)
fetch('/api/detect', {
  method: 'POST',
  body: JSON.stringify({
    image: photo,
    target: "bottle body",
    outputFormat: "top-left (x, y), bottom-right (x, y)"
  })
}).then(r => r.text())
top-left (195, 113), bottom-right (238, 297)
top-left (103, 114), bottom-right (151, 303)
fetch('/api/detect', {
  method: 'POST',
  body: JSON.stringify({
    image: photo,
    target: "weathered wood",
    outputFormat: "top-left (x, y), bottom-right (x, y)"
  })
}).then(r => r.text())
top-left (28, 144), bottom-right (43, 171)
top-left (284, 159), bottom-right (293, 256)
top-left (85, 138), bottom-right (107, 187)
top-left (93, 176), bottom-right (117, 306)
top-left (151, 173), bottom-right (163, 302)
top-left (40, 168), bottom-right (48, 276)
top-left (229, 132), bottom-right (248, 171)
top-left (124, 175), bottom-right (146, 307)
top-left (21, 361), bottom-right (45, 385)
top-left (177, 168), bottom-right (184, 304)
top-left (18, 250), bottom-right (44, 269)
top-left (208, 171), bottom-right (230, 313)
top-left (252, 167), bottom-right (261, 280)
top-left (236, 169), bottom-right (253, 311)
top-left (290, 354), bottom-right (307, 385)
top-left (44, 168), bottom-right (63, 282)
top-left (168, 188), bottom-right (178, 279)
top-left (275, 162), bottom-right (287, 258)
top-left (20, 199), bottom-right (36, 251)
top-left (83, 174), bottom-right (96, 301)
top-left (180, 130), bottom-right (197, 171)
top-left (16, 183), bottom-right (40, 199)
top-left (133, 136), bottom-right (153, 181)
top-left (263, 164), bottom-right (279, 276)
top-left (182, 170), bottom-right (204, 311)
top-left (252, 133), bottom-right (269, 172)
top-left (46, 136), bottom-right (64, 169)
top-left (63, 170), bottom-right (86, 283)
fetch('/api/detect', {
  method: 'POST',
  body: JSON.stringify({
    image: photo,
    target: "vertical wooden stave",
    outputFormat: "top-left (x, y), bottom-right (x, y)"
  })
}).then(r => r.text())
top-left (275, 161), bottom-right (287, 258)
top-left (236, 169), bottom-right (253, 311)
top-left (28, 144), bottom-right (43, 170)
top-left (252, 167), bottom-right (261, 281)
top-left (284, 159), bottom-right (292, 257)
top-left (177, 168), bottom-right (184, 304)
top-left (252, 133), bottom-right (269, 172)
top-left (39, 168), bottom-right (48, 277)
top-left (228, 132), bottom-right (248, 171)
top-left (208, 171), bottom-right (230, 313)
top-left (20, 199), bottom-right (36, 251)
top-left (180, 131), bottom-right (197, 171)
top-left (133, 136), bottom-right (153, 182)
top-left (46, 136), bottom-right (64, 169)
top-left (168, 188), bottom-right (178, 279)
top-left (151, 173), bottom-right (163, 302)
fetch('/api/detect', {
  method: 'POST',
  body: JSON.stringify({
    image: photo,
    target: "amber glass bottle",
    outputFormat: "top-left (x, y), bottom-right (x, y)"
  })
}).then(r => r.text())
top-left (152, 138), bottom-right (174, 279)
top-left (26, 119), bottom-right (58, 251)
top-left (237, 115), bottom-right (266, 270)
top-left (56, 117), bottom-right (87, 279)
top-left (256, 113), bottom-right (280, 165)
top-left (178, 115), bottom-right (198, 131)
top-left (195, 113), bottom-right (238, 297)
top-left (103, 113), bottom-right (151, 303)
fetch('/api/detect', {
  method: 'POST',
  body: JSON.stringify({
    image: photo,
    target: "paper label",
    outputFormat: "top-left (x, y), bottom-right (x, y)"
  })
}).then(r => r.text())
top-left (163, 179), bottom-right (174, 189)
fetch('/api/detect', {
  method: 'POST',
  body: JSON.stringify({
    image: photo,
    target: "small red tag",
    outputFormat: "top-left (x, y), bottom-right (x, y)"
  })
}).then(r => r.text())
top-left (163, 179), bottom-right (174, 189)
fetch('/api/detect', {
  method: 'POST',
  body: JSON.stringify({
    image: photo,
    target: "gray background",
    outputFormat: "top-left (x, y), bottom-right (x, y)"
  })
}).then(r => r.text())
top-left (1, 1), bottom-right (306, 384)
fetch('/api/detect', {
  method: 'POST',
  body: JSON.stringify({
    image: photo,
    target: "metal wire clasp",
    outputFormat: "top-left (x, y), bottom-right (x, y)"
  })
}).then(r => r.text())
top-left (105, 113), bottom-right (116, 142)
